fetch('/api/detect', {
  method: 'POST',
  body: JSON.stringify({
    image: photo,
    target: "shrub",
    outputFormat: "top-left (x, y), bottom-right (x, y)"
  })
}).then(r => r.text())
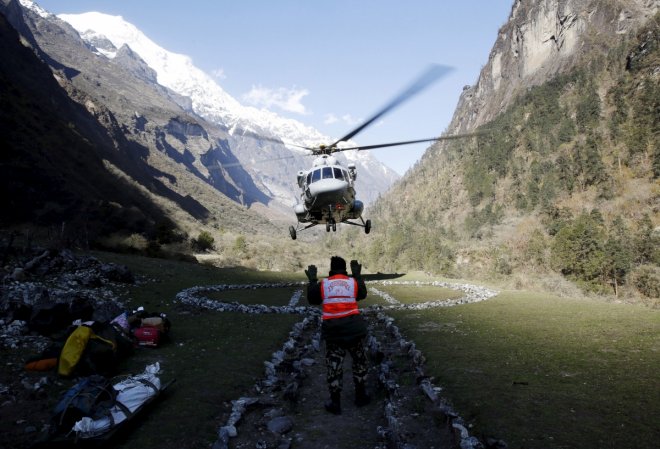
top-left (635, 214), bottom-right (660, 265)
top-left (192, 231), bottom-right (215, 252)
top-left (551, 212), bottom-right (606, 282)
top-left (524, 229), bottom-right (548, 267)
top-left (495, 254), bottom-right (513, 276)
top-left (629, 265), bottom-right (660, 299)
top-left (233, 235), bottom-right (247, 253)
top-left (124, 233), bottom-right (148, 251)
top-left (145, 240), bottom-right (162, 257)
top-left (155, 220), bottom-right (183, 244)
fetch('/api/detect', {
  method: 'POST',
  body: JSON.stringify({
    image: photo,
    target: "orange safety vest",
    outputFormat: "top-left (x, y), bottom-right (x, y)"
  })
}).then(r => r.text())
top-left (320, 274), bottom-right (359, 320)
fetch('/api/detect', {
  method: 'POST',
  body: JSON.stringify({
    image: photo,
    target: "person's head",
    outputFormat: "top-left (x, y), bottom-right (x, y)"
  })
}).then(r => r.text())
top-left (329, 256), bottom-right (346, 273)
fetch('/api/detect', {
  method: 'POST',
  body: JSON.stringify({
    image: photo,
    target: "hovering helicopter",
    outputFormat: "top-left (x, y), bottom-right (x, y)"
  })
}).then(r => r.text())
top-left (290, 150), bottom-right (366, 239)
top-left (287, 64), bottom-right (478, 240)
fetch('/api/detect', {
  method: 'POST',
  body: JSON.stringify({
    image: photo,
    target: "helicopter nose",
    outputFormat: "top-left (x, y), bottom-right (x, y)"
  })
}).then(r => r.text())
top-left (308, 179), bottom-right (348, 203)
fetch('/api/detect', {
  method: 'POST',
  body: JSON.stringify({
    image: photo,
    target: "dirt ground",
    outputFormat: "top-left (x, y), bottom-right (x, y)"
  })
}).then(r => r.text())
top-left (0, 341), bottom-right (67, 449)
top-left (222, 310), bottom-right (467, 449)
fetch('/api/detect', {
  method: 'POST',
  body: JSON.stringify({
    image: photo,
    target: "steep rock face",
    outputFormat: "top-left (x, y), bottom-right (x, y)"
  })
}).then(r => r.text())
top-left (0, 9), bottom-right (174, 233)
top-left (450, 0), bottom-right (658, 133)
top-left (113, 44), bottom-right (159, 85)
top-left (7, 0), bottom-right (270, 210)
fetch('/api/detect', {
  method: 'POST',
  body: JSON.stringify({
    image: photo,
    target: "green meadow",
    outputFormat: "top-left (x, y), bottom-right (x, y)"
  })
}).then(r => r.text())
top-left (389, 290), bottom-right (660, 449)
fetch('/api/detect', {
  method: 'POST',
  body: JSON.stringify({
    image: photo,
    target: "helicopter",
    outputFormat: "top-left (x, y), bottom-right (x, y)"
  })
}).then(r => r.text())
top-left (290, 150), bottom-right (366, 239)
top-left (287, 64), bottom-right (479, 240)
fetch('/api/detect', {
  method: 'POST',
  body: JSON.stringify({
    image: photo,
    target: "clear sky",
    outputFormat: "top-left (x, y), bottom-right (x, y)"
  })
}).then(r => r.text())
top-left (36, 0), bottom-right (513, 175)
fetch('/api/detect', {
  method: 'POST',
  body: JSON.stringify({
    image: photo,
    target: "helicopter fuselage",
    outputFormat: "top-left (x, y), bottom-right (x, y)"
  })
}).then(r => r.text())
top-left (292, 155), bottom-right (365, 232)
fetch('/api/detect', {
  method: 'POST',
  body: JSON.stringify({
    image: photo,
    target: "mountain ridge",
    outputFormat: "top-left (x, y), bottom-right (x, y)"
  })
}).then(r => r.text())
top-left (2, 0), bottom-right (276, 237)
top-left (52, 8), bottom-right (399, 207)
top-left (1, 0), bottom-right (400, 270)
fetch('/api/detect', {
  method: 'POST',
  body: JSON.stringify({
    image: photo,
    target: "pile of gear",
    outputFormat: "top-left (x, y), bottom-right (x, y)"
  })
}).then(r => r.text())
top-left (1, 247), bottom-right (171, 374)
top-left (0, 245), bottom-right (171, 447)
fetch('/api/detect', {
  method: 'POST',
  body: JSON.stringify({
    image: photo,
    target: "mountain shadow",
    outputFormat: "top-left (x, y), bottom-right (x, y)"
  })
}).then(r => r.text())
top-left (0, 10), bottom-right (207, 238)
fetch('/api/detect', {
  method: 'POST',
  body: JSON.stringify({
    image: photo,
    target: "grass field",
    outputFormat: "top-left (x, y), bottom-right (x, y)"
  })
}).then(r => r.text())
top-left (389, 290), bottom-right (660, 449)
top-left (91, 252), bottom-right (659, 449)
top-left (204, 286), bottom-right (303, 306)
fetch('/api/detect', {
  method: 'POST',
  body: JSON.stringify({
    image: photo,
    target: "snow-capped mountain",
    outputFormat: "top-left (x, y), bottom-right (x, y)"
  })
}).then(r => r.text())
top-left (50, 8), bottom-right (399, 206)
top-left (6, 0), bottom-right (279, 234)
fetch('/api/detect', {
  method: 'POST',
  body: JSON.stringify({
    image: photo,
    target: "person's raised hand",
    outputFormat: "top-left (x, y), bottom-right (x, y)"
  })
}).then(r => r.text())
top-left (305, 265), bottom-right (318, 281)
top-left (350, 260), bottom-right (362, 277)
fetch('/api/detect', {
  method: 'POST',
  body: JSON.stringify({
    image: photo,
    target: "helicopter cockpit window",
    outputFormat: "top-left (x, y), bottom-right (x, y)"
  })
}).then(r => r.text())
top-left (333, 168), bottom-right (344, 180)
top-left (322, 167), bottom-right (333, 179)
top-left (311, 169), bottom-right (321, 183)
top-left (307, 172), bottom-right (312, 185)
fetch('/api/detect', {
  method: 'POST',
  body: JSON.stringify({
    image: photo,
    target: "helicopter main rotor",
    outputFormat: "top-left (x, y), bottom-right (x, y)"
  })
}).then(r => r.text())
top-left (213, 64), bottom-right (492, 172)
top-left (298, 64), bottom-right (455, 156)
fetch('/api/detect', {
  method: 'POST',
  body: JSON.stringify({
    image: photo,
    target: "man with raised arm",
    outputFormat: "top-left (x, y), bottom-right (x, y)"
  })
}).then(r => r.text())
top-left (306, 256), bottom-right (370, 414)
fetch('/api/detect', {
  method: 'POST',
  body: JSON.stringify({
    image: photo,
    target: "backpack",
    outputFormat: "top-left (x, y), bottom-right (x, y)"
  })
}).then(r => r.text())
top-left (130, 309), bottom-right (171, 348)
top-left (51, 375), bottom-right (116, 433)
top-left (58, 325), bottom-right (117, 377)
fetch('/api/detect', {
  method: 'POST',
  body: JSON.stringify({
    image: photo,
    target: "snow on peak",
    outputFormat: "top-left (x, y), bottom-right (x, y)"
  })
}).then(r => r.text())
top-left (19, 0), bottom-right (51, 18)
top-left (55, 11), bottom-right (398, 181)
top-left (57, 12), bottom-right (222, 100)
top-left (59, 15), bottom-right (312, 138)
top-left (57, 13), bottom-right (311, 140)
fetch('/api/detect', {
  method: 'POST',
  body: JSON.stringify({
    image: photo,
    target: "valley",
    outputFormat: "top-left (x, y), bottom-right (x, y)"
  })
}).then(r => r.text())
top-left (1, 1), bottom-right (658, 448)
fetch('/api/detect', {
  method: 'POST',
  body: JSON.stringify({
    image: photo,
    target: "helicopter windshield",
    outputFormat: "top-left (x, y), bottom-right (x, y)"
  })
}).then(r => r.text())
top-left (307, 166), bottom-right (348, 185)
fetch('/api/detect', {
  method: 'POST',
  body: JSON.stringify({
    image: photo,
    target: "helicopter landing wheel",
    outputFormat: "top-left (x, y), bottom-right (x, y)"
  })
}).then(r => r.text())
top-left (332, 223), bottom-right (337, 232)
top-left (365, 219), bottom-right (371, 234)
top-left (289, 225), bottom-right (297, 240)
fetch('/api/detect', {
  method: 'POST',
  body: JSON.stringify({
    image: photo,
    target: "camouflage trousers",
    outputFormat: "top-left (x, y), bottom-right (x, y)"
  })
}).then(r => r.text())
top-left (325, 338), bottom-right (368, 395)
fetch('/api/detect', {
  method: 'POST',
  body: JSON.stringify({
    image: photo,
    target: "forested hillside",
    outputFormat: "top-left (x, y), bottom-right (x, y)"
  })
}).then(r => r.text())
top-left (338, 14), bottom-right (659, 303)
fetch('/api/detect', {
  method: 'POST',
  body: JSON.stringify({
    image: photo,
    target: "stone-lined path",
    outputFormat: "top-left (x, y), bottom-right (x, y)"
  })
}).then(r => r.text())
top-left (175, 281), bottom-right (501, 449)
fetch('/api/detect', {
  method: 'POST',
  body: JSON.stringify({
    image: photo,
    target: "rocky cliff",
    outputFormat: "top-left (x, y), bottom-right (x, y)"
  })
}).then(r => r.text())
top-left (451, 0), bottom-right (658, 133)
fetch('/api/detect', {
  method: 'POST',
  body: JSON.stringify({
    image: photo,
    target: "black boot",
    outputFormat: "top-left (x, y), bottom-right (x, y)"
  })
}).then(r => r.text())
top-left (324, 391), bottom-right (341, 415)
top-left (355, 383), bottom-right (371, 407)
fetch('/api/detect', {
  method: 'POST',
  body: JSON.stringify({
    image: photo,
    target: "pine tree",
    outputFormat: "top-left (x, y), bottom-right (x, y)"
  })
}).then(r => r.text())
top-left (604, 216), bottom-right (633, 296)
top-left (635, 214), bottom-right (660, 265)
top-left (551, 212), bottom-right (606, 288)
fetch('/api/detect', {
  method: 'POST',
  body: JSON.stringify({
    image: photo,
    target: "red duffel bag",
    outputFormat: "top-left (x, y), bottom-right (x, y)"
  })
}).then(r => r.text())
top-left (134, 326), bottom-right (161, 347)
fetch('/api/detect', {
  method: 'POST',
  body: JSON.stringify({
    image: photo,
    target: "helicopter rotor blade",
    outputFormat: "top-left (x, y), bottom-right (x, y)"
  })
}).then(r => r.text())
top-left (238, 132), bottom-right (317, 151)
top-left (207, 153), bottom-right (302, 170)
top-left (329, 64), bottom-right (453, 149)
top-left (332, 130), bottom-right (489, 152)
